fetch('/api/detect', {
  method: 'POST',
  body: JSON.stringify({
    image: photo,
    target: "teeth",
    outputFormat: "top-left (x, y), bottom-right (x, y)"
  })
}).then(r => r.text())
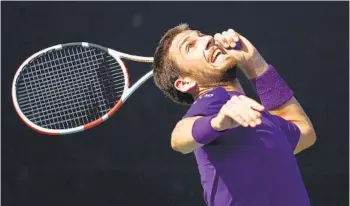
top-left (212, 49), bottom-right (221, 62)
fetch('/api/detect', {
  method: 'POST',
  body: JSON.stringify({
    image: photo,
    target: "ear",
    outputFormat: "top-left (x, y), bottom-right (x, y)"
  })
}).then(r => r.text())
top-left (174, 77), bottom-right (197, 93)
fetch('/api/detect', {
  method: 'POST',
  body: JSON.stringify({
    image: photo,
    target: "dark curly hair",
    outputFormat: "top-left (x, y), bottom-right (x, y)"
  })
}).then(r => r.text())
top-left (152, 23), bottom-right (195, 105)
top-left (153, 24), bottom-right (238, 105)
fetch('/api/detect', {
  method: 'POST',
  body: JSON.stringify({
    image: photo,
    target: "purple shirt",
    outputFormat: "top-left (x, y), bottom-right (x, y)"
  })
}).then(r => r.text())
top-left (183, 87), bottom-right (310, 206)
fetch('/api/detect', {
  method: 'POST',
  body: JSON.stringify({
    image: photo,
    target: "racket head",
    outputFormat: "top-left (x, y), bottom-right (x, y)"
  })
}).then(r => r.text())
top-left (12, 42), bottom-right (131, 135)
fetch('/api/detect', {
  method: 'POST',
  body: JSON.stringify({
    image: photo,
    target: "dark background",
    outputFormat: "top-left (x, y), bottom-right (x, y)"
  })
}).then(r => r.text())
top-left (1, 2), bottom-right (349, 206)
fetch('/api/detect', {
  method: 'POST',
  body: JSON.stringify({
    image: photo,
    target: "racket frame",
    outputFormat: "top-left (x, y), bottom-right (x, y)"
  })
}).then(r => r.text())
top-left (12, 42), bottom-right (154, 135)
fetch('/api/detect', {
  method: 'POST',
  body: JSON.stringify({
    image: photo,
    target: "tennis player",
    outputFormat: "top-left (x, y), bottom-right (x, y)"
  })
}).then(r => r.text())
top-left (152, 24), bottom-right (316, 206)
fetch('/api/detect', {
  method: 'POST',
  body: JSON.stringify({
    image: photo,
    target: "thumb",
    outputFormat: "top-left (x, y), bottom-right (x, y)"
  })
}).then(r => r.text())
top-left (227, 44), bottom-right (244, 58)
top-left (227, 33), bottom-right (254, 59)
top-left (236, 32), bottom-right (255, 52)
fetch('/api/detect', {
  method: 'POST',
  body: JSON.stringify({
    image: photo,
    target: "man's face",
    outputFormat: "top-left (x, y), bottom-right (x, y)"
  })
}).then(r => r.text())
top-left (169, 29), bottom-right (237, 86)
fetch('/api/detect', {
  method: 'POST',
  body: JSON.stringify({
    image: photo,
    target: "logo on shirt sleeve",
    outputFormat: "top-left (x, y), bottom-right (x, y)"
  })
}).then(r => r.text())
top-left (193, 93), bottom-right (214, 104)
top-left (198, 93), bottom-right (214, 100)
top-left (204, 93), bottom-right (214, 98)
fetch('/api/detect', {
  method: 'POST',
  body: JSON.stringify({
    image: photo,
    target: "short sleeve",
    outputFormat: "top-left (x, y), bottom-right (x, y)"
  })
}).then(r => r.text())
top-left (272, 115), bottom-right (301, 150)
top-left (182, 87), bottom-right (231, 119)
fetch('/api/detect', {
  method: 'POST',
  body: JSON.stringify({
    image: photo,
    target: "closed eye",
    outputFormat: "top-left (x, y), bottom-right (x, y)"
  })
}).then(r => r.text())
top-left (186, 44), bottom-right (192, 52)
top-left (186, 40), bottom-right (196, 52)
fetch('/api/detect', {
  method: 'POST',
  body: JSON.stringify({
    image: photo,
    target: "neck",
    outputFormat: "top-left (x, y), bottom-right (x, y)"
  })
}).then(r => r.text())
top-left (193, 79), bottom-right (244, 100)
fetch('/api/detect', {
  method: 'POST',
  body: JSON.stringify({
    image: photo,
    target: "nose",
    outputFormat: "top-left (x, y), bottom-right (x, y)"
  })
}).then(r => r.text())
top-left (199, 35), bottom-right (214, 50)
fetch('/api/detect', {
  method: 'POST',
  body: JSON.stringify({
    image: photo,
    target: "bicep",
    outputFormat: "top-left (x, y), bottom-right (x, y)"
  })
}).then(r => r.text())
top-left (270, 98), bottom-right (316, 154)
top-left (171, 116), bottom-right (204, 154)
top-left (272, 115), bottom-right (301, 152)
top-left (269, 97), bottom-right (310, 123)
top-left (172, 116), bottom-right (203, 138)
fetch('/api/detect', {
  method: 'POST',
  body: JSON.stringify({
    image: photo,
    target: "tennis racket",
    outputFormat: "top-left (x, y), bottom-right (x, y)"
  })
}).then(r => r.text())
top-left (12, 42), bottom-right (154, 135)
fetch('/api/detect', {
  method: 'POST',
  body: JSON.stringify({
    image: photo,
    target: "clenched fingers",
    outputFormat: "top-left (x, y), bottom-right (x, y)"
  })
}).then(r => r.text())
top-left (214, 33), bottom-right (229, 48)
top-left (222, 31), bottom-right (236, 48)
top-left (214, 28), bottom-right (240, 49)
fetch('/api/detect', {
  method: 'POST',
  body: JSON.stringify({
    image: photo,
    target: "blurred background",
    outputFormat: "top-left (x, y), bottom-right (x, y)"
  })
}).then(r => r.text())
top-left (1, 2), bottom-right (349, 206)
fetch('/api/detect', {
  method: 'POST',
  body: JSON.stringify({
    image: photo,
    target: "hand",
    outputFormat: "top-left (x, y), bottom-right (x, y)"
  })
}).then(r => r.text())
top-left (211, 95), bottom-right (265, 131)
top-left (214, 29), bottom-right (269, 79)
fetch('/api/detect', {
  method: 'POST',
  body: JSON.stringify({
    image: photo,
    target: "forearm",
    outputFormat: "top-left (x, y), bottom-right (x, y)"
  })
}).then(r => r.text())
top-left (171, 115), bottom-right (224, 154)
top-left (249, 64), bottom-right (294, 111)
top-left (240, 54), bottom-right (294, 111)
top-left (238, 52), bottom-right (292, 111)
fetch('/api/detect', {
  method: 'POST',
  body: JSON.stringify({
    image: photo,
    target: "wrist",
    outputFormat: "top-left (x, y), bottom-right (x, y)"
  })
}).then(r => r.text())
top-left (240, 53), bottom-right (269, 79)
top-left (192, 115), bottom-right (224, 145)
top-left (210, 116), bottom-right (225, 131)
top-left (250, 65), bottom-right (294, 110)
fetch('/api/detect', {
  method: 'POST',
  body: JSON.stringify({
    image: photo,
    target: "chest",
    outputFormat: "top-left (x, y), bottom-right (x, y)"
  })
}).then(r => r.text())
top-left (209, 111), bottom-right (287, 146)
top-left (195, 111), bottom-right (295, 169)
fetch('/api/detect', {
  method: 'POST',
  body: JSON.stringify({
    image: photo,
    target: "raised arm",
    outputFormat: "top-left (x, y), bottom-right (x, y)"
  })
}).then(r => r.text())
top-left (216, 30), bottom-right (316, 154)
top-left (241, 49), bottom-right (316, 154)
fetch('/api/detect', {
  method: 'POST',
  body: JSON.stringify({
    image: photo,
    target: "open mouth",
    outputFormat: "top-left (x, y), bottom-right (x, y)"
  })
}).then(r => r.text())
top-left (211, 48), bottom-right (222, 63)
top-left (210, 44), bottom-right (226, 63)
top-left (204, 38), bottom-right (227, 64)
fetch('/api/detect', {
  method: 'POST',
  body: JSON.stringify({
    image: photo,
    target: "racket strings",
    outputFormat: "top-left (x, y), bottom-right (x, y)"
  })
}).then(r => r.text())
top-left (19, 48), bottom-right (104, 126)
top-left (16, 46), bottom-right (125, 129)
top-left (20, 49), bottom-right (122, 128)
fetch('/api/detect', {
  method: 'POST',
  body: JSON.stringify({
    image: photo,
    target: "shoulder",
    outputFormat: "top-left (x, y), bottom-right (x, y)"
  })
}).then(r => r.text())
top-left (182, 87), bottom-right (232, 119)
